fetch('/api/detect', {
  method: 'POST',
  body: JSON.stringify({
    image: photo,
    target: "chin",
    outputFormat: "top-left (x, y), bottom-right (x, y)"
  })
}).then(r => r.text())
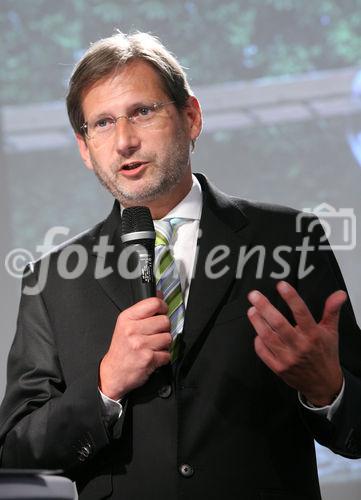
top-left (115, 187), bottom-right (159, 205)
top-left (116, 180), bottom-right (167, 203)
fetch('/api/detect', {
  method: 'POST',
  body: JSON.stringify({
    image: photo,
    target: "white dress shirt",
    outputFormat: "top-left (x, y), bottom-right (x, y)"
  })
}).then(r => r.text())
top-left (157, 174), bottom-right (203, 305)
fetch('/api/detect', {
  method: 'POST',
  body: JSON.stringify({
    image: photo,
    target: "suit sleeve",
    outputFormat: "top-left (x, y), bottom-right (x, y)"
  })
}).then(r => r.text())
top-left (295, 217), bottom-right (361, 458)
top-left (0, 264), bottom-right (125, 473)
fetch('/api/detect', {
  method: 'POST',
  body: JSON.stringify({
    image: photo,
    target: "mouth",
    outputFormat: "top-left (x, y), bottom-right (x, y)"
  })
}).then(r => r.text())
top-left (119, 161), bottom-right (149, 177)
top-left (121, 161), bottom-right (148, 171)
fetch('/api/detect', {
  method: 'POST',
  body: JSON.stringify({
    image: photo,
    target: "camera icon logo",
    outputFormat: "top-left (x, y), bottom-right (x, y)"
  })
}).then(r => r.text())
top-left (296, 203), bottom-right (356, 251)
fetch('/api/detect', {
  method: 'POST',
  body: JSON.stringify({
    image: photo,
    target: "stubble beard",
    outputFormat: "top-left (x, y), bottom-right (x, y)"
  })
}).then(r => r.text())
top-left (90, 132), bottom-right (191, 206)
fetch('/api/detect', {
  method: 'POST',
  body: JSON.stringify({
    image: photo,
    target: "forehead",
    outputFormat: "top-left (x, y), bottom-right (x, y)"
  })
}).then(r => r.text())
top-left (81, 60), bottom-right (169, 117)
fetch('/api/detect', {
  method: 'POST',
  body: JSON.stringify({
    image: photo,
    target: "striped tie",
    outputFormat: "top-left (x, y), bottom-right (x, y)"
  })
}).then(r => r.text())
top-left (154, 218), bottom-right (186, 362)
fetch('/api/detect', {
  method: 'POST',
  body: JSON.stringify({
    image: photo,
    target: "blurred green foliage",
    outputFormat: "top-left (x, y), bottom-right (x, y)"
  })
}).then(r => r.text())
top-left (1, 0), bottom-right (361, 104)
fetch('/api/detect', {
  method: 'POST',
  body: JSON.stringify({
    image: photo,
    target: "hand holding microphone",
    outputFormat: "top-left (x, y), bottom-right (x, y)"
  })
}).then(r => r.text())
top-left (99, 207), bottom-right (171, 400)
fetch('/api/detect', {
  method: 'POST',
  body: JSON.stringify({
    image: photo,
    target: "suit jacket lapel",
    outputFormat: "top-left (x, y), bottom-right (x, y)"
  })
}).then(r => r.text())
top-left (90, 201), bottom-right (133, 312)
top-left (180, 174), bottom-right (249, 363)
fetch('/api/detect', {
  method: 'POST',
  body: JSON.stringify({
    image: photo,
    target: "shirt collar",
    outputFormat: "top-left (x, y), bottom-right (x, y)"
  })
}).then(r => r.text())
top-left (162, 174), bottom-right (202, 221)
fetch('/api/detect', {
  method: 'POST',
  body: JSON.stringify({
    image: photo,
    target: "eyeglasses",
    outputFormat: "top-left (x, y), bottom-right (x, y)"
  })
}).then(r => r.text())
top-left (81, 100), bottom-right (175, 146)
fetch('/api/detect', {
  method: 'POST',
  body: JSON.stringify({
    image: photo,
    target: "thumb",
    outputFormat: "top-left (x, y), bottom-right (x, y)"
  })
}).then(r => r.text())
top-left (321, 290), bottom-right (347, 330)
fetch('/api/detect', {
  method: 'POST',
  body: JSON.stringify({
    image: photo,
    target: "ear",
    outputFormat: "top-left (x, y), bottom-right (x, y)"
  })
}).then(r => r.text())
top-left (75, 133), bottom-right (94, 171)
top-left (183, 96), bottom-right (202, 142)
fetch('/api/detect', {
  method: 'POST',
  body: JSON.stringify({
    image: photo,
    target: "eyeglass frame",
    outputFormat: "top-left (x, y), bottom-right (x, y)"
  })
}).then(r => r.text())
top-left (80, 100), bottom-right (176, 140)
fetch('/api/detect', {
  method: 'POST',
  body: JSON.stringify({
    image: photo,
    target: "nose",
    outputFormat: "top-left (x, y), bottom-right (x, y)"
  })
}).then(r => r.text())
top-left (113, 117), bottom-right (141, 157)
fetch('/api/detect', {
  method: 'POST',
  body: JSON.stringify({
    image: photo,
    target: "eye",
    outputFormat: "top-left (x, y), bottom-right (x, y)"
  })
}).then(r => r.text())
top-left (133, 106), bottom-right (155, 118)
top-left (94, 117), bottom-right (114, 129)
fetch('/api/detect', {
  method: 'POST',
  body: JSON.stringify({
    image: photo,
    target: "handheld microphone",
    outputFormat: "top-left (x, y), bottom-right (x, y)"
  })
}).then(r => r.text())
top-left (121, 206), bottom-right (156, 303)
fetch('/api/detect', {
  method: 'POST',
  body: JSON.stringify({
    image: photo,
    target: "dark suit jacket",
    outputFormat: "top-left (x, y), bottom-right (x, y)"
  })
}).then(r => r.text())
top-left (1, 174), bottom-right (361, 500)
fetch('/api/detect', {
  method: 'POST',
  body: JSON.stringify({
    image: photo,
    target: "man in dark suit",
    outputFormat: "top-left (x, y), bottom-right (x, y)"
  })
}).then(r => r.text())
top-left (1, 32), bottom-right (361, 500)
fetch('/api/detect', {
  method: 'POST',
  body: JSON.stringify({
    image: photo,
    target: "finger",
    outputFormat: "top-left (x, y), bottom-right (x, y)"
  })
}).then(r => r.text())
top-left (254, 336), bottom-right (283, 374)
top-left (138, 314), bottom-right (171, 336)
top-left (321, 290), bottom-right (347, 330)
top-left (248, 290), bottom-right (296, 345)
top-left (247, 306), bottom-right (287, 355)
top-left (145, 332), bottom-right (172, 351)
top-left (276, 281), bottom-right (316, 332)
top-left (153, 350), bottom-right (171, 368)
top-left (156, 290), bottom-right (164, 300)
top-left (125, 297), bottom-right (168, 320)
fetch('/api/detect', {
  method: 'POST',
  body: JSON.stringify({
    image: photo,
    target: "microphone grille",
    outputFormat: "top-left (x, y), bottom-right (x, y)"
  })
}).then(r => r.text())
top-left (121, 206), bottom-right (154, 234)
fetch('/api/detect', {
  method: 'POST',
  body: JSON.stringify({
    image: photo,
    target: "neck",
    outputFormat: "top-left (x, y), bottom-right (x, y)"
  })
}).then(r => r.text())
top-left (122, 171), bottom-right (193, 219)
top-left (151, 173), bottom-right (193, 219)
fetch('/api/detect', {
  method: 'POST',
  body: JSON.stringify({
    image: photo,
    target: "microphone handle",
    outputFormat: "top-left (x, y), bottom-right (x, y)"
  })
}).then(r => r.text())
top-left (127, 243), bottom-right (156, 302)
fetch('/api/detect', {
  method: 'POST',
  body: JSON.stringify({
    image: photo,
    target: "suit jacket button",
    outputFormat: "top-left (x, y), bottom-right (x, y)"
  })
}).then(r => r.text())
top-left (179, 463), bottom-right (194, 477)
top-left (158, 384), bottom-right (172, 398)
top-left (82, 445), bottom-right (91, 457)
top-left (78, 444), bottom-right (92, 461)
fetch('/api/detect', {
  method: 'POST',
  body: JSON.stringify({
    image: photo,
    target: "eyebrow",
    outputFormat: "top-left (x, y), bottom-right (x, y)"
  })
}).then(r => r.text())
top-left (87, 100), bottom-right (161, 122)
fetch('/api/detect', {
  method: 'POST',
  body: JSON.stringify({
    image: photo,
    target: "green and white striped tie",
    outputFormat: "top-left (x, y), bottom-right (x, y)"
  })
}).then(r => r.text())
top-left (154, 218), bottom-right (186, 362)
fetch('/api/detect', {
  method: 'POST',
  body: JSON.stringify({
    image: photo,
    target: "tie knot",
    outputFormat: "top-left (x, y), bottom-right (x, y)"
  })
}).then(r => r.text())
top-left (154, 218), bottom-right (188, 246)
